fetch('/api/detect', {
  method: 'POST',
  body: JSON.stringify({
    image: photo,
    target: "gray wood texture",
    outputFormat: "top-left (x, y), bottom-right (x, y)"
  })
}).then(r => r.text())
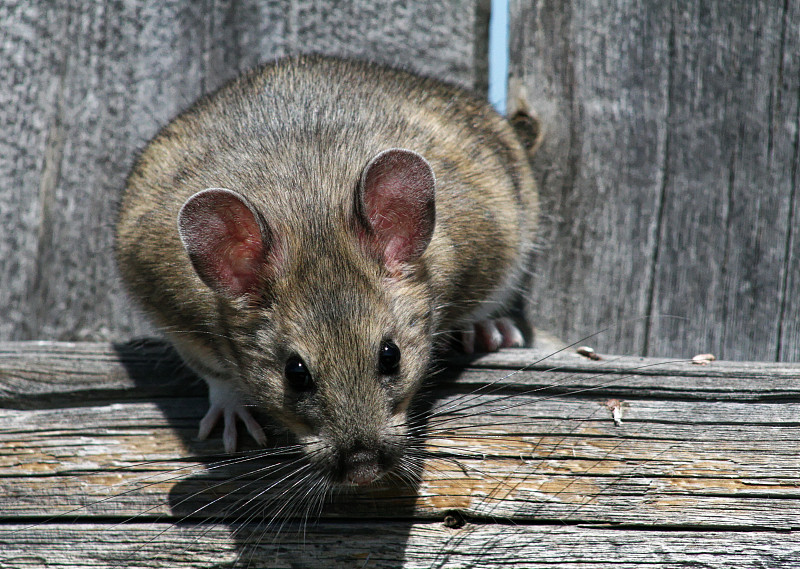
top-left (512, 1), bottom-right (800, 361)
top-left (0, 0), bottom-right (488, 342)
top-left (2, 342), bottom-right (799, 567)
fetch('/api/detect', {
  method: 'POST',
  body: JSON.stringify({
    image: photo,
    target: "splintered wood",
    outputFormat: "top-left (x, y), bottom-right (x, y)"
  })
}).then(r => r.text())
top-left (1, 341), bottom-right (800, 568)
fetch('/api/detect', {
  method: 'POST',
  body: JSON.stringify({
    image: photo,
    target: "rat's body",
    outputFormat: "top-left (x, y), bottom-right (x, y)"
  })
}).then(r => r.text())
top-left (116, 55), bottom-right (538, 486)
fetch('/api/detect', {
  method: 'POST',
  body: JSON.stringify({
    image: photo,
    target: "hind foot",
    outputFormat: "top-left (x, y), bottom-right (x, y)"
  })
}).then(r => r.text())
top-left (460, 317), bottom-right (525, 354)
top-left (197, 377), bottom-right (267, 453)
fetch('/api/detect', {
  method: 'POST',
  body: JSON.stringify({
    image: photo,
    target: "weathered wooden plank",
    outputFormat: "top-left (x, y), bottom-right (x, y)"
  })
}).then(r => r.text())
top-left (0, 340), bottom-right (197, 406)
top-left (510, 0), bottom-right (800, 360)
top-left (4, 341), bottom-right (800, 408)
top-left (0, 0), bottom-right (488, 342)
top-left (1, 342), bottom-right (799, 566)
top-left (2, 345), bottom-right (799, 531)
top-left (3, 400), bottom-right (800, 526)
top-left (510, 0), bottom-right (670, 356)
top-left (647, 2), bottom-right (799, 361)
top-left (3, 522), bottom-right (799, 569)
top-left (776, 0), bottom-right (800, 359)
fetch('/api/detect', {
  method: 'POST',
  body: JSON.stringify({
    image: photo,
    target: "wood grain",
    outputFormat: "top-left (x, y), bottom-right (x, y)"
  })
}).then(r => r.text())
top-left (511, 0), bottom-right (800, 361)
top-left (3, 523), bottom-right (800, 568)
top-left (1, 342), bottom-right (799, 567)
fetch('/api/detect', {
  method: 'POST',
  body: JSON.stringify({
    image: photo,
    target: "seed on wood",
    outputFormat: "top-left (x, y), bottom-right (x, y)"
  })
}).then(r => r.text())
top-left (577, 346), bottom-right (601, 360)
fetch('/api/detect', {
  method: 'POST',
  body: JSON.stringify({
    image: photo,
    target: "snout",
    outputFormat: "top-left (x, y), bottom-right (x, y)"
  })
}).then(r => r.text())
top-left (306, 389), bottom-right (410, 486)
top-left (338, 443), bottom-right (397, 486)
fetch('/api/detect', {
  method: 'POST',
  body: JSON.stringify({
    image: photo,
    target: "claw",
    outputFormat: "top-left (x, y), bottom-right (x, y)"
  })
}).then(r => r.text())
top-left (476, 320), bottom-right (504, 351)
top-left (198, 377), bottom-right (266, 452)
top-left (461, 317), bottom-right (525, 353)
top-left (496, 317), bottom-right (525, 348)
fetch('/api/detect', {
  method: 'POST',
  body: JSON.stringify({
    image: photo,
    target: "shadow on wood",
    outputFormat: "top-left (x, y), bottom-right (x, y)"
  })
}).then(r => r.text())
top-left (112, 339), bottom-right (432, 568)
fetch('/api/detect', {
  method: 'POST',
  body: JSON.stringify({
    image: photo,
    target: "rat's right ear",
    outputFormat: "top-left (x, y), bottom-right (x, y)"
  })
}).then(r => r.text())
top-left (178, 188), bottom-right (274, 298)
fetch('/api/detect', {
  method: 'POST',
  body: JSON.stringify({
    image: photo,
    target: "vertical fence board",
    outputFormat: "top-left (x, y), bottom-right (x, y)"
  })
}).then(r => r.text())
top-left (774, 0), bottom-right (800, 360)
top-left (511, 0), bottom-right (800, 359)
top-left (1, 4), bottom-right (70, 339)
top-left (510, 0), bottom-right (670, 354)
top-left (647, 1), bottom-right (798, 360)
top-left (6, 0), bottom-right (796, 361)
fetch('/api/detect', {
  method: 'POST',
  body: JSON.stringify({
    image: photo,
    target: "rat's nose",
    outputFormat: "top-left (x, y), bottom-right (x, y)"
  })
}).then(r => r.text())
top-left (342, 447), bottom-right (383, 486)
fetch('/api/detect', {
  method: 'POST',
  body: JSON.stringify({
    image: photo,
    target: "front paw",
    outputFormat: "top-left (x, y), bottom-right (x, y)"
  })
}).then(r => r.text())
top-left (197, 377), bottom-right (267, 453)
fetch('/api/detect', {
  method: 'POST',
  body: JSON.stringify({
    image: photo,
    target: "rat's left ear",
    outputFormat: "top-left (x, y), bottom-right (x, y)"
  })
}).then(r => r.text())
top-left (357, 148), bottom-right (436, 268)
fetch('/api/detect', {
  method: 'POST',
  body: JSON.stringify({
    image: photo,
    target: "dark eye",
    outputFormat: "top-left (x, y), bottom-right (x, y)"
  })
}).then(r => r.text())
top-left (379, 340), bottom-right (401, 375)
top-left (285, 356), bottom-right (315, 392)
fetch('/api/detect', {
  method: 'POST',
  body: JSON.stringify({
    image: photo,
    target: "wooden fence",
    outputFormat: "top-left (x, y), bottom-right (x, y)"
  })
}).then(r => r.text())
top-left (3, 1), bottom-right (799, 360)
top-left (2, 1), bottom-right (800, 567)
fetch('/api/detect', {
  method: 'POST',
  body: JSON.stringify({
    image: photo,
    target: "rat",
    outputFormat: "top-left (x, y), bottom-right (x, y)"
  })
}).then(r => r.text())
top-left (115, 54), bottom-right (540, 487)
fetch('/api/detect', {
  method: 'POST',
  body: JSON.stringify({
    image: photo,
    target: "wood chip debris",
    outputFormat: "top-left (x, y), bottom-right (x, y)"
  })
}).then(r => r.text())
top-left (576, 346), bottom-right (601, 360)
top-left (691, 353), bottom-right (716, 365)
top-left (603, 399), bottom-right (628, 426)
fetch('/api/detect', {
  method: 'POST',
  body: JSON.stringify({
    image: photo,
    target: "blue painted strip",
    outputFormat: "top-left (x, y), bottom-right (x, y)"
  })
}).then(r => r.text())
top-left (488, 0), bottom-right (509, 115)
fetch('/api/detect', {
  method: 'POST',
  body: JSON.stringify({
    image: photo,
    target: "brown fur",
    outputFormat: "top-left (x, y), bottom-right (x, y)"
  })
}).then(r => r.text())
top-left (115, 54), bottom-right (539, 483)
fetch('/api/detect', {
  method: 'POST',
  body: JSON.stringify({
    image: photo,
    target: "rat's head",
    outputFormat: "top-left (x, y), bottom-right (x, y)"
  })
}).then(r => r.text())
top-left (177, 149), bottom-right (437, 486)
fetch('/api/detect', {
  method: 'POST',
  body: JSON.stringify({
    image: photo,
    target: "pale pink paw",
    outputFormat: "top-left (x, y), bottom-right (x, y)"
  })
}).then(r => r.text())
top-left (460, 317), bottom-right (525, 354)
top-left (197, 377), bottom-right (267, 453)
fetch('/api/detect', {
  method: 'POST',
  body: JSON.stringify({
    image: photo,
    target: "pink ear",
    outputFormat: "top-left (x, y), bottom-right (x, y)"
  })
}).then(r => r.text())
top-left (178, 188), bottom-right (272, 298)
top-left (359, 148), bottom-right (436, 267)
